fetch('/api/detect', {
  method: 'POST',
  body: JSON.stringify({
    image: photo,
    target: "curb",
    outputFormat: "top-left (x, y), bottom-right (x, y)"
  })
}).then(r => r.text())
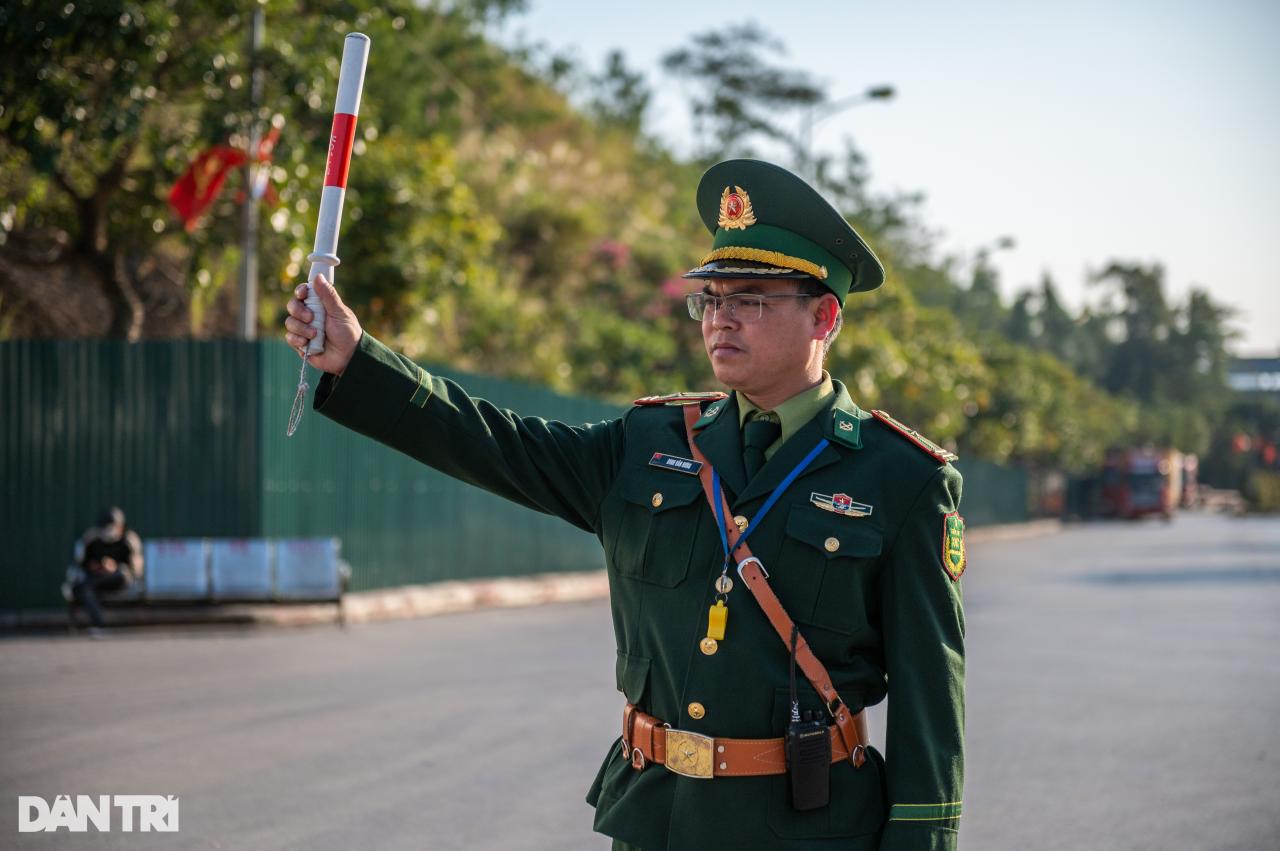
top-left (966, 518), bottom-right (1061, 543)
top-left (339, 571), bottom-right (610, 625)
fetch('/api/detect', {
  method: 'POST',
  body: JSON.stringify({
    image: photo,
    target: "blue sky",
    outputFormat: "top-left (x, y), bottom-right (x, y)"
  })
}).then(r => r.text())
top-left (494, 1), bottom-right (1279, 353)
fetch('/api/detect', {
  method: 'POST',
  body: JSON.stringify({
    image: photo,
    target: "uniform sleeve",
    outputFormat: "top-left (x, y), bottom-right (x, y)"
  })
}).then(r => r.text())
top-left (878, 464), bottom-right (965, 851)
top-left (313, 332), bottom-right (626, 534)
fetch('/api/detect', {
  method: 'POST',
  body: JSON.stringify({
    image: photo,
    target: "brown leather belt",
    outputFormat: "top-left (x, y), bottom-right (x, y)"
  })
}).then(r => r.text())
top-left (622, 703), bottom-right (868, 779)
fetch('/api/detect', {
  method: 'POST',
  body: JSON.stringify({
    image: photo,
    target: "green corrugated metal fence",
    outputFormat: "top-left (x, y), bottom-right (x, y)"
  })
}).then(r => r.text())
top-left (3, 339), bottom-right (1027, 612)
top-left (257, 343), bottom-right (621, 592)
top-left (2, 339), bottom-right (620, 611)
top-left (3, 340), bottom-right (262, 612)
top-left (954, 457), bottom-right (1029, 526)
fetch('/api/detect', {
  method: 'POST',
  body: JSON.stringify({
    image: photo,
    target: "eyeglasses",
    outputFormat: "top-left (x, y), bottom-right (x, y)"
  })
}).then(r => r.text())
top-left (685, 292), bottom-right (816, 323)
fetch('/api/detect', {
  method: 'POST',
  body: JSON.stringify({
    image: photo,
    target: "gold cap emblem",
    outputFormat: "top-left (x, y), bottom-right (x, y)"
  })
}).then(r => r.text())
top-left (717, 186), bottom-right (757, 230)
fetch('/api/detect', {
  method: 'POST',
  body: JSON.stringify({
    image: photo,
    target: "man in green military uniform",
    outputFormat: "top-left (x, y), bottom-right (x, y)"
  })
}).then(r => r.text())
top-left (285, 159), bottom-right (965, 850)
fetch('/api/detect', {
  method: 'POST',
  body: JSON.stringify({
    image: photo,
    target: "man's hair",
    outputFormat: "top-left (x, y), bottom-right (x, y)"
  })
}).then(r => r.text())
top-left (795, 278), bottom-right (843, 358)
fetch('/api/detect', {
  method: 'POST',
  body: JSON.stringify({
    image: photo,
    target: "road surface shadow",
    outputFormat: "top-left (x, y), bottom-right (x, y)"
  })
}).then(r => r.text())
top-left (1080, 567), bottom-right (1280, 585)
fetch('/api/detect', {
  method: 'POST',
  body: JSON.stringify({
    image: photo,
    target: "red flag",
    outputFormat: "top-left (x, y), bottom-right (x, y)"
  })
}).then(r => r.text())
top-left (248, 124), bottom-right (282, 202)
top-left (168, 145), bottom-right (248, 232)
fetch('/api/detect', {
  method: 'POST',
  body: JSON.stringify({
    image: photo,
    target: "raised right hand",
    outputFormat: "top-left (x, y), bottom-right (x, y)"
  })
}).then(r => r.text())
top-left (284, 274), bottom-right (362, 376)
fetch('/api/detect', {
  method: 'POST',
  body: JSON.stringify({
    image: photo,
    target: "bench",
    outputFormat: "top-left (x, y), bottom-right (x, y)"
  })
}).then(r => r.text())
top-left (62, 537), bottom-right (351, 626)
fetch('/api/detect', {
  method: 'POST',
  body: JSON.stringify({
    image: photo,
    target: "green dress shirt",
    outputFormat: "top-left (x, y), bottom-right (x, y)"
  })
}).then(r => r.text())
top-left (737, 372), bottom-right (836, 462)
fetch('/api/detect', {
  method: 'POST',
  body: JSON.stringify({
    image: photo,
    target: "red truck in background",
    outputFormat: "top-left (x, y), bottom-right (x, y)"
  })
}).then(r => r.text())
top-left (1097, 448), bottom-right (1192, 519)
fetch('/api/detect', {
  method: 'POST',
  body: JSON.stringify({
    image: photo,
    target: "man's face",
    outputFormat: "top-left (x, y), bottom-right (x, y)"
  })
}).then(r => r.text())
top-left (699, 278), bottom-right (834, 398)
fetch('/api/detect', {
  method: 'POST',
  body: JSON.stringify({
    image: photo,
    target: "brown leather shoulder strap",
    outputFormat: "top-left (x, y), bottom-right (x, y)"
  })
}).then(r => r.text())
top-left (681, 405), bottom-right (867, 767)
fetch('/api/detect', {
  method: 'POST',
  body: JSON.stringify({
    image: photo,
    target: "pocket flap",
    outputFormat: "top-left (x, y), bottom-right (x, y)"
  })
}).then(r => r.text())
top-left (620, 475), bottom-right (704, 513)
top-left (615, 651), bottom-right (651, 704)
top-left (785, 506), bottom-right (883, 559)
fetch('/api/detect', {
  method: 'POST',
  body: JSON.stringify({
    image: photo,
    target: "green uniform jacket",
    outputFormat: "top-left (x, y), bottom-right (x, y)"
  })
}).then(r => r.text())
top-left (315, 333), bottom-right (966, 851)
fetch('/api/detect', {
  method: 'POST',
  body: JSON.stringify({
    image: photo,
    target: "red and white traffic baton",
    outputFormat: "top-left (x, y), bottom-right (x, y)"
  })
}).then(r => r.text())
top-left (288, 32), bottom-right (370, 436)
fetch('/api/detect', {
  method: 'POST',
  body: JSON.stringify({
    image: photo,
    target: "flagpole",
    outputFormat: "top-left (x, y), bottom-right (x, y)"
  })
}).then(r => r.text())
top-left (238, 3), bottom-right (264, 340)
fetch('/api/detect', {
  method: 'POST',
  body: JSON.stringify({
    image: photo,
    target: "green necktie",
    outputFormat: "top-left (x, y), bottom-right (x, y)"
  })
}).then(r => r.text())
top-left (742, 414), bottom-right (781, 480)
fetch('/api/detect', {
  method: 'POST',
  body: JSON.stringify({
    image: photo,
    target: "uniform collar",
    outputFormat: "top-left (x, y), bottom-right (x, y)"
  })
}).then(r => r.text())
top-left (693, 380), bottom-right (867, 506)
top-left (736, 372), bottom-right (835, 458)
top-left (692, 393), bottom-right (747, 499)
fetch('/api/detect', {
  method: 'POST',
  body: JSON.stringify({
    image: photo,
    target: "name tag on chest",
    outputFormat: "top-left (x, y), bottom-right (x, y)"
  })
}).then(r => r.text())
top-left (649, 452), bottom-right (703, 476)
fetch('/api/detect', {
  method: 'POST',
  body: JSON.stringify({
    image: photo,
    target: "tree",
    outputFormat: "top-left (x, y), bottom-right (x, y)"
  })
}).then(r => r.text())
top-left (661, 23), bottom-right (823, 160)
top-left (587, 50), bottom-right (650, 136)
top-left (0, 0), bottom-right (541, 339)
top-left (1170, 288), bottom-right (1235, 406)
top-left (1005, 290), bottom-right (1036, 346)
top-left (944, 249), bottom-right (1008, 338)
top-left (1036, 275), bottom-right (1082, 367)
top-left (0, 0), bottom-right (243, 337)
top-left (2, 7), bottom-right (1235, 476)
top-left (1091, 261), bottom-right (1173, 400)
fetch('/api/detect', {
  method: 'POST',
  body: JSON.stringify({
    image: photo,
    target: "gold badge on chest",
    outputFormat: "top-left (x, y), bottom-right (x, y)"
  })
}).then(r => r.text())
top-left (810, 492), bottom-right (873, 517)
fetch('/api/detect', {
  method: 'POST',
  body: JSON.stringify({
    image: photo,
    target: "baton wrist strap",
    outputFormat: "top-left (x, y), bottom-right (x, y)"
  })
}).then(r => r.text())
top-left (682, 405), bottom-right (868, 767)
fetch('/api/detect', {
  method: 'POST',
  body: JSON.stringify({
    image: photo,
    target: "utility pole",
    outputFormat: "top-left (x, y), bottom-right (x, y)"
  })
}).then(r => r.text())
top-left (238, 3), bottom-right (264, 340)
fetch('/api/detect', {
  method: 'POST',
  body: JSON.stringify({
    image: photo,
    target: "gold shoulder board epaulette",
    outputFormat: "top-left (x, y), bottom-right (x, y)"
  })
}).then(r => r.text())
top-left (633, 391), bottom-right (729, 407)
top-left (870, 410), bottom-right (959, 463)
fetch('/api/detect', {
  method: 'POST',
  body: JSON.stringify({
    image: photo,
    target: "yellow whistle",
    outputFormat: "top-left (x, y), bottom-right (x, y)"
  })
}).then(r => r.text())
top-left (706, 600), bottom-right (728, 641)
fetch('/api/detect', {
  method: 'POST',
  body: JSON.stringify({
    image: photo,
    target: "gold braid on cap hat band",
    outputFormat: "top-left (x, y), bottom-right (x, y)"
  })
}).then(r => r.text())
top-left (699, 247), bottom-right (828, 281)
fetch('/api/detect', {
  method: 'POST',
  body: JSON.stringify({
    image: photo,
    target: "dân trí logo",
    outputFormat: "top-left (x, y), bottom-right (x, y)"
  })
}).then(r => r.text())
top-left (17, 795), bottom-right (179, 833)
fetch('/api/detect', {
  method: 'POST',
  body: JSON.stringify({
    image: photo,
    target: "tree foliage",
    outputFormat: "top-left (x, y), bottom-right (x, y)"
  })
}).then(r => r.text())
top-left (0, 6), bottom-right (1242, 476)
top-left (661, 23), bottom-right (823, 161)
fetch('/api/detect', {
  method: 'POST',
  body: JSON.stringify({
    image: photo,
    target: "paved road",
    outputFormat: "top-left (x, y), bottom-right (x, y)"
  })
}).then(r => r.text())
top-left (2, 513), bottom-right (1277, 850)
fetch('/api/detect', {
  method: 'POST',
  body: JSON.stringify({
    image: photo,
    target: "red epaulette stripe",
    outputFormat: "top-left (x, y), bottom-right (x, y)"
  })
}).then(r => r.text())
top-left (870, 409), bottom-right (957, 463)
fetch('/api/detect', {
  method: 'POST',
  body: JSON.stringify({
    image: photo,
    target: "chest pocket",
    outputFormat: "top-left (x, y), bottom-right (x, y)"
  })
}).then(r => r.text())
top-left (775, 505), bottom-right (883, 635)
top-left (609, 474), bottom-right (705, 587)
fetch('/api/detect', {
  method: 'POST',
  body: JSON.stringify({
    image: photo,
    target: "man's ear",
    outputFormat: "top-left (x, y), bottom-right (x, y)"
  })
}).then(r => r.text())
top-left (811, 294), bottom-right (839, 340)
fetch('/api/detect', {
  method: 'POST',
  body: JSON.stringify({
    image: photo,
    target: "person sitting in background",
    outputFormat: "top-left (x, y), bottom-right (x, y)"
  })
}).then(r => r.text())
top-left (71, 507), bottom-right (143, 629)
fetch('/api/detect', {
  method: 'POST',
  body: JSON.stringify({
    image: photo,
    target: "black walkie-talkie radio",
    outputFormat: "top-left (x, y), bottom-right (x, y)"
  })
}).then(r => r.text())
top-left (785, 625), bottom-right (831, 810)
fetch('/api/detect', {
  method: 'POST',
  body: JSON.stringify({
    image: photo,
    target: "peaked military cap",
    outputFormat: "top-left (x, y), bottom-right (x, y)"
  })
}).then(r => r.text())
top-left (683, 159), bottom-right (885, 304)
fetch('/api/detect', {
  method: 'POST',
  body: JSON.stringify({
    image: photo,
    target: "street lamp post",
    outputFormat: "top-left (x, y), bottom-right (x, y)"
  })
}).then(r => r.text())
top-left (798, 85), bottom-right (894, 181)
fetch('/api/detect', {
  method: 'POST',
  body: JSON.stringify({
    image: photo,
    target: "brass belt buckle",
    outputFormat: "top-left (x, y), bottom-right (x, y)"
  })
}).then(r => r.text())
top-left (664, 728), bottom-right (715, 779)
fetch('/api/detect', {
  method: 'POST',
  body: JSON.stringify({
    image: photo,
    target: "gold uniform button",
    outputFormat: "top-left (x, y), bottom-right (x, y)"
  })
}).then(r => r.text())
top-left (824, 537), bottom-right (840, 553)
top-left (687, 702), bottom-right (706, 720)
top-left (733, 515), bottom-right (749, 531)
top-left (651, 492), bottom-right (664, 508)
top-left (699, 637), bottom-right (719, 655)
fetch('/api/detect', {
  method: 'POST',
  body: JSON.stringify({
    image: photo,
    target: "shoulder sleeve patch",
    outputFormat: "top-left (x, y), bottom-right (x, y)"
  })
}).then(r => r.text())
top-left (633, 391), bottom-right (729, 407)
top-left (870, 409), bottom-right (959, 463)
top-left (943, 512), bottom-right (966, 581)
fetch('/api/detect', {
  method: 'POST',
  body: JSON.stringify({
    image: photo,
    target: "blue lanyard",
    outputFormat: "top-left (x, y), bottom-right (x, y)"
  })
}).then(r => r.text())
top-left (712, 438), bottom-right (830, 562)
